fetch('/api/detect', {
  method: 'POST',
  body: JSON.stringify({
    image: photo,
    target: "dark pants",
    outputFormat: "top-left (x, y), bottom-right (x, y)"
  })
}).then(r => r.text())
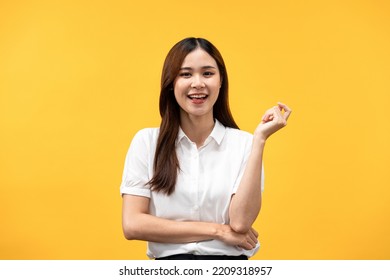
top-left (156, 254), bottom-right (248, 260)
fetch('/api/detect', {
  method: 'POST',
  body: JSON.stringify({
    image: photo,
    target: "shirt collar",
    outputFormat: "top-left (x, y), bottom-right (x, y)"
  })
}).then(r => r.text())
top-left (177, 119), bottom-right (226, 146)
top-left (177, 126), bottom-right (187, 142)
top-left (208, 119), bottom-right (226, 145)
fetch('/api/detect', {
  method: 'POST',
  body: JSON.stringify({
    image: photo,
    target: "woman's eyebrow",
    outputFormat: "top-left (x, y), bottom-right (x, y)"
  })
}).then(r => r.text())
top-left (180, 66), bottom-right (217, 70)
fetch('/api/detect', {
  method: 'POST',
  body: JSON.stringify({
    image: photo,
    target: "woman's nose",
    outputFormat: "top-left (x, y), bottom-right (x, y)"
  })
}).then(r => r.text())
top-left (191, 74), bottom-right (205, 88)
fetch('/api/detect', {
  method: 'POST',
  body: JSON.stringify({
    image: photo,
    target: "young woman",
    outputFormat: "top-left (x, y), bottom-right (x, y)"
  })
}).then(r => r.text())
top-left (120, 37), bottom-right (291, 260)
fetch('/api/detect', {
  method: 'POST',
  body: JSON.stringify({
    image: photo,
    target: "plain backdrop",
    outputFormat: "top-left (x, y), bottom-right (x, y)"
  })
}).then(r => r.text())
top-left (1, 0), bottom-right (389, 259)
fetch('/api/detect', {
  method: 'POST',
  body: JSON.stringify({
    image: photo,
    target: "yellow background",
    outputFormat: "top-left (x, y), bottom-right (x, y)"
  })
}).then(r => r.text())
top-left (1, 0), bottom-right (389, 259)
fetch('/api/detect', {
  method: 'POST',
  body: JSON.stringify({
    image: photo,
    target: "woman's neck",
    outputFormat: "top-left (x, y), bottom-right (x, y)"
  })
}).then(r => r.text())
top-left (180, 113), bottom-right (215, 148)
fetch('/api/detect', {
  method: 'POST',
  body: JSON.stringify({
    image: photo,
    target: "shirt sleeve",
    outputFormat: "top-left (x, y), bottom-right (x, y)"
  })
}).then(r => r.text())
top-left (232, 135), bottom-right (265, 194)
top-left (120, 129), bottom-right (153, 198)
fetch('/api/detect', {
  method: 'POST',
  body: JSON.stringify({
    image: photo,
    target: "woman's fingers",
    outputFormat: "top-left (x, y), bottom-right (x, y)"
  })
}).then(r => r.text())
top-left (277, 102), bottom-right (292, 121)
top-left (243, 228), bottom-right (259, 249)
top-left (263, 102), bottom-right (290, 124)
top-left (245, 239), bottom-right (256, 249)
top-left (255, 102), bottom-right (292, 140)
top-left (248, 228), bottom-right (258, 242)
top-left (251, 227), bottom-right (258, 237)
top-left (261, 108), bottom-right (275, 123)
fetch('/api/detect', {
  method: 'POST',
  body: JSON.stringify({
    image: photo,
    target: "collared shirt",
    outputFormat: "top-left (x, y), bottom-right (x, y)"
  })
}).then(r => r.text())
top-left (120, 120), bottom-right (264, 258)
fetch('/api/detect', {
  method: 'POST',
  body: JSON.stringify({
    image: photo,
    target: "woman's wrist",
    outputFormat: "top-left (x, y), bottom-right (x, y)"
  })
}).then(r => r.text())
top-left (213, 224), bottom-right (226, 240)
top-left (214, 224), bottom-right (233, 242)
top-left (251, 135), bottom-right (266, 155)
top-left (253, 132), bottom-right (267, 146)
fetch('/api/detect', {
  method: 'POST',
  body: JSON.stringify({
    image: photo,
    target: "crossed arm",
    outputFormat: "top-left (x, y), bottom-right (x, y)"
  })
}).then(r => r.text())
top-left (122, 194), bottom-right (258, 250)
top-left (122, 102), bottom-right (291, 249)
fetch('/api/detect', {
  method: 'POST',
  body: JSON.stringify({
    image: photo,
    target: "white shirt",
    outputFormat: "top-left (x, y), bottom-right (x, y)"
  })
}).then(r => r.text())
top-left (120, 119), bottom-right (264, 258)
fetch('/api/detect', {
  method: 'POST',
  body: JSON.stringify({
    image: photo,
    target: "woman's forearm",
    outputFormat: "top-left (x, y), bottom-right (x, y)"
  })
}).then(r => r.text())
top-left (123, 212), bottom-right (220, 243)
top-left (229, 136), bottom-right (265, 233)
top-left (123, 195), bottom-right (218, 243)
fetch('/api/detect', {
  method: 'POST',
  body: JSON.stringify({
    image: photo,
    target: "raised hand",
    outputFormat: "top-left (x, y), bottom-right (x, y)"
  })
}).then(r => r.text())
top-left (254, 102), bottom-right (292, 141)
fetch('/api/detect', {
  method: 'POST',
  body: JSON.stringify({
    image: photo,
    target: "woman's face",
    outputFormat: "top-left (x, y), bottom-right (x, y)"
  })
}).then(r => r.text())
top-left (173, 48), bottom-right (221, 121)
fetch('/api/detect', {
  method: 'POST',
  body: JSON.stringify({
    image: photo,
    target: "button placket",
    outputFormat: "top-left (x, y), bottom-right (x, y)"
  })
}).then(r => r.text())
top-left (190, 142), bottom-right (200, 219)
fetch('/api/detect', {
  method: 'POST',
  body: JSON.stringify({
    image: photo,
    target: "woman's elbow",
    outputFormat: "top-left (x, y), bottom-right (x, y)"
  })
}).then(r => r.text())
top-left (123, 229), bottom-right (135, 240)
top-left (229, 209), bottom-right (260, 233)
top-left (229, 221), bottom-right (251, 234)
top-left (122, 221), bottom-right (140, 240)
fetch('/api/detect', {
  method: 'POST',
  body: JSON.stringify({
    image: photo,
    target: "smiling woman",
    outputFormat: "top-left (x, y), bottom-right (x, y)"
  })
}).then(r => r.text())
top-left (119, 37), bottom-right (292, 260)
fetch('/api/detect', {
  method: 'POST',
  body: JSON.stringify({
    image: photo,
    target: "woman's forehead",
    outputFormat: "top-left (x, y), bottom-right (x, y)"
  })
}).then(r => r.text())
top-left (181, 48), bottom-right (218, 69)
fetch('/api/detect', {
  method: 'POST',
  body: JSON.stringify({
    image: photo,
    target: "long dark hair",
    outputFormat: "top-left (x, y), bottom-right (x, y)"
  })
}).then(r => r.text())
top-left (148, 37), bottom-right (239, 195)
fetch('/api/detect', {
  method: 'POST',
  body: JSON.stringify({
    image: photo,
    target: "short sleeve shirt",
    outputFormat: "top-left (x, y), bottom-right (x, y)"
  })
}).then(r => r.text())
top-left (120, 119), bottom-right (264, 258)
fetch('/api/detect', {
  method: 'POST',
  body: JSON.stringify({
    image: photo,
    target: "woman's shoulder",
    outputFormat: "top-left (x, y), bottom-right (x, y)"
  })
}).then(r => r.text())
top-left (131, 127), bottom-right (160, 144)
top-left (225, 126), bottom-right (253, 142)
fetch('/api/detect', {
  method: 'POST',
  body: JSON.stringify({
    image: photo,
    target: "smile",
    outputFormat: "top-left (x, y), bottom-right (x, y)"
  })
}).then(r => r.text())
top-left (188, 94), bottom-right (208, 100)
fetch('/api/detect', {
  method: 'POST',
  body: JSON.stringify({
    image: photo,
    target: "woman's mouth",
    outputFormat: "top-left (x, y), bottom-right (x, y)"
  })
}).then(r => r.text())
top-left (188, 94), bottom-right (208, 104)
top-left (188, 94), bottom-right (207, 100)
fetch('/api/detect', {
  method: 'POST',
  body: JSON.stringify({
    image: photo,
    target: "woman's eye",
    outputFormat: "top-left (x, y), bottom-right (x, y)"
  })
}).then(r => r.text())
top-left (204, 72), bottom-right (214, 77)
top-left (179, 72), bottom-right (191, 77)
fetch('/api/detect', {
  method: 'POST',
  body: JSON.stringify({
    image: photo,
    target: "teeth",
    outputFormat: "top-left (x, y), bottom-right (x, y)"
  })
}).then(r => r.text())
top-left (189, 94), bottom-right (207, 99)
